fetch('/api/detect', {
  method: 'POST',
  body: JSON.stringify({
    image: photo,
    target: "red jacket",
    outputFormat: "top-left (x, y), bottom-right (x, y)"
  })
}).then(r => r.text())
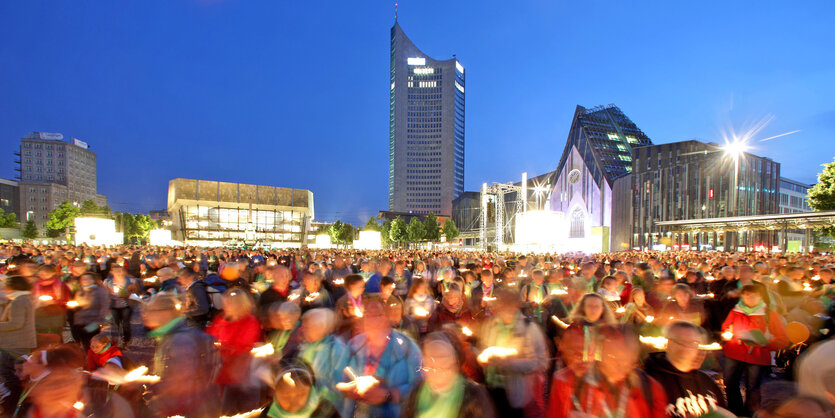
top-left (427, 304), bottom-right (473, 332)
top-left (86, 344), bottom-right (124, 371)
top-left (721, 306), bottom-right (789, 365)
top-left (548, 367), bottom-right (667, 418)
top-left (206, 313), bottom-right (262, 385)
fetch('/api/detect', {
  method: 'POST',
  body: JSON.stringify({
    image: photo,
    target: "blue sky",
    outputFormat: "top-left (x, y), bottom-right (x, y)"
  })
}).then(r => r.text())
top-left (2, 1), bottom-right (833, 224)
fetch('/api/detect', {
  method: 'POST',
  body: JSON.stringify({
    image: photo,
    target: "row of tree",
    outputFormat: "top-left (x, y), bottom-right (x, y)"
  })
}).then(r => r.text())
top-left (366, 213), bottom-right (459, 247)
top-left (18, 199), bottom-right (160, 243)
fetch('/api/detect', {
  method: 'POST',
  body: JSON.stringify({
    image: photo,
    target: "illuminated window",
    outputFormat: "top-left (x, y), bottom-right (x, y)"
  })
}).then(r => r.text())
top-left (407, 57), bottom-right (426, 66)
top-left (455, 81), bottom-right (464, 93)
top-left (569, 208), bottom-right (585, 238)
top-left (391, 82), bottom-right (395, 90)
top-left (456, 61), bottom-right (464, 73)
top-left (618, 155), bottom-right (632, 161)
top-left (413, 67), bottom-right (434, 75)
top-left (626, 136), bottom-right (639, 144)
top-left (419, 81), bottom-right (437, 88)
top-left (616, 144), bottom-right (627, 152)
top-left (607, 133), bottom-right (620, 141)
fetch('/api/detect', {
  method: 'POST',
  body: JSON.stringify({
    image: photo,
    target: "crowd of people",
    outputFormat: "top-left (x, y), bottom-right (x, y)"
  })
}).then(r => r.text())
top-left (0, 242), bottom-right (834, 418)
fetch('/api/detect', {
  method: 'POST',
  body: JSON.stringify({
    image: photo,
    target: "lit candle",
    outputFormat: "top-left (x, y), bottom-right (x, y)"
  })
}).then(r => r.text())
top-left (477, 346), bottom-right (518, 363)
top-left (66, 300), bottom-right (79, 308)
top-left (413, 306), bottom-right (429, 317)
top-left (251, 343), bottom-right (275, 358)
top-left (38, 295), bottom-right (54, 302)
top-left (461, 326), bottom-right (473, 336)
top-left (551, 315), bottom-right (569, 329)
top-left (304, 292), bottom-right (320, 303)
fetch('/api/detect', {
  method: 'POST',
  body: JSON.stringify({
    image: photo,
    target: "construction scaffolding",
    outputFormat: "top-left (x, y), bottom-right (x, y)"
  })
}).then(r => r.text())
top-left (480, 174), bottom-right (527, 250)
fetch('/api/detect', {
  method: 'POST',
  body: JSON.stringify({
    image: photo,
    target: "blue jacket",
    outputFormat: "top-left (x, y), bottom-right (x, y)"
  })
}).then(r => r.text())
top-left (344, 330), bottom-right (422, 418)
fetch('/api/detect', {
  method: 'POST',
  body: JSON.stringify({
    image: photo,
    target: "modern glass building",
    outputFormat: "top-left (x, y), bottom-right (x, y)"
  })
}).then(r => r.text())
top-left (548, 105), bottom-right (653, 252)
top-left (389, 21), bottom-right (464, 216)
top-left (167, 178), bottom-right (314, 247)
top-left (631, 140), bottom-right (780, 250)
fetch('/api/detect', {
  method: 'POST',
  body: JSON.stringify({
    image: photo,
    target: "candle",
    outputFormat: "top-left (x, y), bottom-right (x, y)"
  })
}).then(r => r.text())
top-left (477, 346), bottom-right (518, 363)
top-left (251, 343), bottom-right (275, 358)
top-left (461, 326), bottom-right (473, 336)
top-left (304, 292), bottom-right (320, 303)
top-left (413, 307), bottom-right (429, 317)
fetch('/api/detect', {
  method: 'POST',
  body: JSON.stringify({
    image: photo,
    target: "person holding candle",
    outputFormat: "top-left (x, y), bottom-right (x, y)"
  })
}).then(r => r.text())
top-left (261, 360), bottom-right (339, 418)
top-left (428, 285), bottom-right (473, 332)
top-left (339, 295), bottom-right (422, 418)
top-left (478, 288), bottom-right (549, 417)
top-left (334, 274), bottom-right (366, 338)
top-left (404, 278), bottom-right (435, 336)
top-left (32, 264), bottom-right (72, 338)
top-left (143, 293), bottom-right (220, 417)
top-left (103, 264), bottom-right (141, 346)
top-left (292, 308), bottom-right (350, 417)
top-left (70, 273), bottom-right (109, 350)
top-left (401, 332), bottom-right (496, 418)
top-left (644, 321), bottom-right (727, 417)
top-left (720, 284), bottom-right (789, 416)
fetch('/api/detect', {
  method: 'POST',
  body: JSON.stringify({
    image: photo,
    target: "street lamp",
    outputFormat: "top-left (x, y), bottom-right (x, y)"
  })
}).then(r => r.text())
top-left (722, 138), bottom-right (750, 250)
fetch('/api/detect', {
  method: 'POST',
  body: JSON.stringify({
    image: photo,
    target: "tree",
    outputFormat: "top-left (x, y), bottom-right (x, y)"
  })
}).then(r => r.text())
top-left (22, 220), bottom-right (39, 239)
top-left (380, 219), bottom-right (392, 247)
top-left (407, 217), bottom-right (426, 244)
top-left (423, 212), bottom-right (441, 241)
top-left (0, 209), bottom-right (17, 228)
top-left (329, 221), bottom-right (344, 246)
top-left (389, 217), bottom-right (408, 247)
top-left (338, 223), bottom-right (355, 245)
top-left (46, 201), bottom-right (81, 236)
top-left (809, 158), bottom-right (835, 212)
top-left (443, 218), bottom-right (460, 241)
top-left (364, 216), bottom-right (380, 231)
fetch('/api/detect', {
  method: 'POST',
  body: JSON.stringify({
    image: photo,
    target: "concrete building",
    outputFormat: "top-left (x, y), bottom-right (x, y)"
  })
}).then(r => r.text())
top-left (548, 105), bottom-right (653, 252)
top-left (778, 177), bottom-right (813, 251)
top-left (16, 132), bottom-right (106, 230)
top-left (167, 178), bottom-right (314, 247)
top-left (631, 140), bottom-right (780, 250)
top-left (389, 21), bottom-right (465, 216)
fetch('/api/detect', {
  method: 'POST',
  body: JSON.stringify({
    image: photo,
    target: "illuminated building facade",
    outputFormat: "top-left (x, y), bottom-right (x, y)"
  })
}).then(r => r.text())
top-left (631, 140), bottom-right (780, 250)
top-left (389, 21), bottom-right (465, 216)
top-left (167, 178), bottom-right (314, 247)
top-left (16, 132), bottom-right (106, 231)
top-left (777, 177), bottom-right (812, 251)
top-left (549, 105), bottom-right (653, 252)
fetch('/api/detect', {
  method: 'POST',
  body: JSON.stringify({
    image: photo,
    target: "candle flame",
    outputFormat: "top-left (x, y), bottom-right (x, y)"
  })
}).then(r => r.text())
top-left (282, 372), bottom-right (295, 387)
top-left (353, 306), bottom-right (363, 318)
top-left (645, 315), bottom-right (655, 323)
top-left (413, 306), bottom-right (429, 317)
top-left (38, 295), bottom-right (54, 302)
top-left (73, 402), bottom-right (85, 410)
top-left (251, 343), bottom-right (275, 358)
top-left (616, 307), bottom-right (626, 314)
top-left (462, 326), bottom-right (473, 336)
top-left (550, 288), bottom-right (568, 296)
top-left (477, 346), bottom-right (518, 363)
top-left (124, 366), bottom-right (161, 383)
top-left (551, 315), bottom-right (569, 329)
top-left (304, 292), bottom-right (320, 302)
top-left (66, 300), bottom-right (79, 308)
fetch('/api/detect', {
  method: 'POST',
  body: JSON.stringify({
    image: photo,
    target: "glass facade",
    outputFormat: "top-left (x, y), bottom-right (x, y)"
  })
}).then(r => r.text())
top-left (177, 205), bottom-right (305, 242)
top-left (631, 141), bottom-right (780, 249)
top-left (167, 179), bottom-right (313, 246)
top-left (389, 22), bottom-right (464, 216)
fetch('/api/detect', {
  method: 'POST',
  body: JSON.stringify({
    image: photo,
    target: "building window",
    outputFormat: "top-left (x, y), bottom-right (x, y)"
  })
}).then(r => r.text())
top-left (569, 208), bottom-right (585, 238)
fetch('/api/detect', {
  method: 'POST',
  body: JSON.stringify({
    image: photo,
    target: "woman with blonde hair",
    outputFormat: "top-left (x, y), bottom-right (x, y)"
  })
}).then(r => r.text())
top-left (206, 289), bottom-right (263, 415)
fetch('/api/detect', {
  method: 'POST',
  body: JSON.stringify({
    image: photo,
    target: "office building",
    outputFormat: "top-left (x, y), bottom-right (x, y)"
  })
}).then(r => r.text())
top-left (631, 140), bottom-right (780, 250)
top-left (16, 132), bottom-right (106, 230)
top-left (167, 178), bottom-right (314, 246)
top-left (548, 105), bottom-right (653, 252)
top-left (778, 177), bottom-right (813, 251)
top-left (389, 21), bottom-right (465, 216)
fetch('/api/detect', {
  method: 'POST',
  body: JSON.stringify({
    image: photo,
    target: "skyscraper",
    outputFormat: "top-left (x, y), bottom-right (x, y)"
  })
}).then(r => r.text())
top-left (389, 21), bottom-right (464, 216)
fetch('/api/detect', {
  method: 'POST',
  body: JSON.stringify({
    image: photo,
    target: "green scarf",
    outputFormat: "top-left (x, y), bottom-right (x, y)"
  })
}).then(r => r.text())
top-left (267, 386), bottom-right (320, 418)
top-left (270, 326), bottom-right (297, 352)
top-left (736, 300), bottom-right (765, 316)
top-left (486, 321), bottom-right (514, 387)
top-left (416, 374), bottom-right (465, 418)
top-left (147, 317), bottom-right (185, 340)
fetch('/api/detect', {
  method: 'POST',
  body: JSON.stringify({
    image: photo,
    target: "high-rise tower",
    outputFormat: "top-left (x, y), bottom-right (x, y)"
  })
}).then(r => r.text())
top-left (389, 22), bottom-right (464, 216)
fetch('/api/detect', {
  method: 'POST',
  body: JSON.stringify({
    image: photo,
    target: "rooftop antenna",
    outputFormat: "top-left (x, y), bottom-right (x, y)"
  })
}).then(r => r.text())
top-left (395, 3), bottom-right (398, 21)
